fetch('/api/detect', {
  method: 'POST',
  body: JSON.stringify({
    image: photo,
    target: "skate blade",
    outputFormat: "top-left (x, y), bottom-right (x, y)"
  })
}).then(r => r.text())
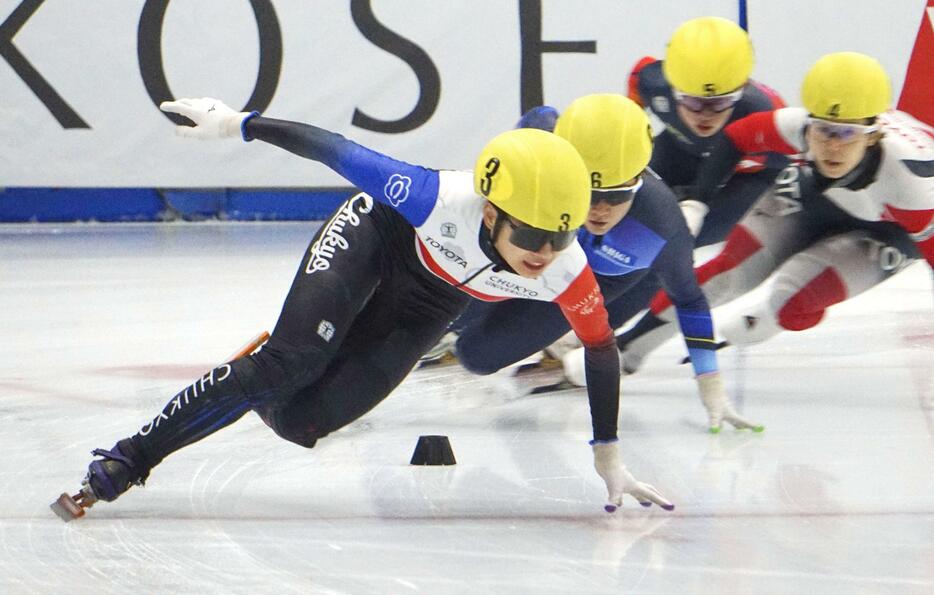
top-left (514, 357), bottom-right (563, 376)
top-left (528, 379), bottom-right (581, 395)
top-left (417, 351), bottom-right (458, 369)
top-left (50, 493), bottom-right (85, 522)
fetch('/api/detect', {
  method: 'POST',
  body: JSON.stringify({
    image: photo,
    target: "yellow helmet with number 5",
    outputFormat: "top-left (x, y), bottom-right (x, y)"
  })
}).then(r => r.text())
top-left (663, 16), bottom-right (754, 96)
top-left (801, 52), bottom-right (891, 120)
top-left (554, 94), bottom-right (653, 188)
top-left (474, 128), bottom-right (590, 231)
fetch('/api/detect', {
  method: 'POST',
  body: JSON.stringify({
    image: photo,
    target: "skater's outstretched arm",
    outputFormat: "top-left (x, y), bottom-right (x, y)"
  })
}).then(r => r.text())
top-left (693, 108), bottom-right (807, 211)
top-left (160, 98), bottom-right (439, 227)
top-left (645, 226), bottom-right (734, 382)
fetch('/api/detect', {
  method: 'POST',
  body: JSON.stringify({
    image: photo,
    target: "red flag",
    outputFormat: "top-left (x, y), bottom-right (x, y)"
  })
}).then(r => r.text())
top-left (898, 1), bottom-right (934, 125)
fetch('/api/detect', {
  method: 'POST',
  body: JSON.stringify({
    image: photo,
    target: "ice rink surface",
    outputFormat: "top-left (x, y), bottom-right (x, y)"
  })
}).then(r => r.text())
top-left (1, 222), bottom-right (932, 594)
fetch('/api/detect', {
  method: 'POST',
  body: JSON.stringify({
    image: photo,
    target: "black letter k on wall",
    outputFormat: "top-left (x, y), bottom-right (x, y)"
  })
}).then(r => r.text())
top-left (0, 0), bottom-right (89, 128)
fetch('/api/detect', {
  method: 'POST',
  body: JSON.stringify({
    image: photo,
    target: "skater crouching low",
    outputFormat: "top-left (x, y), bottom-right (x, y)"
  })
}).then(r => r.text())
top-left (53, 97), bottom-right (675, 520)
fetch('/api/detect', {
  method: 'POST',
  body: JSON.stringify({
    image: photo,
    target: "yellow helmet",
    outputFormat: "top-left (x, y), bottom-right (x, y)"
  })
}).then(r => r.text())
top-left (474, 128), bottom-right (590, 231)
top-left (663, 16), bottom-right (754, 96)
top-left (801, 52), bottom-right (891, 119)
top-left (554, 94), bottom-right (652, 188)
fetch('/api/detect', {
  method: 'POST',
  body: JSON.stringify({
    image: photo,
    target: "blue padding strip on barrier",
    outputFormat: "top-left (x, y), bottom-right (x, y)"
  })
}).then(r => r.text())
top-left (0, 187), bottom-right (358, 222)
top-left (227, 188), bottom-right (354, 221)
top-left (161, 190), bottom-right (228, 220)
top-left (0, 188), bottom-right (165, 222)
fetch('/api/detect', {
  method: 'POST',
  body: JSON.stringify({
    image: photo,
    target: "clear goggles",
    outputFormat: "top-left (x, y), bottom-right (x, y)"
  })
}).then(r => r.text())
top-left (807, 118), bottom-right (878, 143)
top-left (590, 174), bottom-right (644, 206)
top-left (673, 88), bottom-right (744, 113)
top-left (501, 214), bottom-right (578, 252)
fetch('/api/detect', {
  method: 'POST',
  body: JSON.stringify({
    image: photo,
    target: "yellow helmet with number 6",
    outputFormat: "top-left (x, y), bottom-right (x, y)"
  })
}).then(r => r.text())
top-left (474, 128), bottom-right (590, 231)
top-left (801, 52), bottom-right (891, 120)
top-left (663, 16), bottom-right (754, 96)
top-left (554, 94), bottom-right (653, 188)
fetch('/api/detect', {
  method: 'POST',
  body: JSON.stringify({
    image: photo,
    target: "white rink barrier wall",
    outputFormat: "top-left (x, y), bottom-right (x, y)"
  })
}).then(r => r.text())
top-left (1, 0), bottom-right (931, 219)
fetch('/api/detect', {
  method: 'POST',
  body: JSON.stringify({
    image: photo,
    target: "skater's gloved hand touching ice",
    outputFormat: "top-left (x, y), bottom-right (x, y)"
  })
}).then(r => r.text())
top-left (159, 98), bottom-right (255, 140)
top-left (591, 440), bottom-right (674, 512)
top-left (697, 372), bottom-right (763, 433)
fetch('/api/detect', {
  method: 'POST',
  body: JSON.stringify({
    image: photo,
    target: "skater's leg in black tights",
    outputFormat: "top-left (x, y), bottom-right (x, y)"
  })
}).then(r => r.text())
top-left (127, 195), bottom-right (385, 470)
top-left (454, 299), bottom-right (571, 374)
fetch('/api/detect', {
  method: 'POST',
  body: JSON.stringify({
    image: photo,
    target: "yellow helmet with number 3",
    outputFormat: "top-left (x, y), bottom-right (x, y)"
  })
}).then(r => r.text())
top-left (663, 16), bottom-right (754, 96)
top-left (801, 52), bottom-right (891, 120)
top-left (474, 128), bottom-right (590, 231)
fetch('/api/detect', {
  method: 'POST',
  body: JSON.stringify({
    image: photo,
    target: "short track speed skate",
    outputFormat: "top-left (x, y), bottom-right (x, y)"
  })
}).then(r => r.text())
top-left (51, 485), bottom-right (97, 521)
top-left (417, 332), bottom-right (458, 368)
top-left (50, 439), bottom-right (149, 522)
top-left (51, 330), bottom-right (270, 522)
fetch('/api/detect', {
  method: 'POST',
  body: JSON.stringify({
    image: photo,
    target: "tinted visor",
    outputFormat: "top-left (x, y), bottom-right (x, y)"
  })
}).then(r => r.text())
top-left (503, 216), bottom-right (578, 252)
top-left (673, 88), bottom-right (743, 113)
top-left (807, 118), bottom-right (878, 143)
top-left (590, 175), bottom-right (644, 206)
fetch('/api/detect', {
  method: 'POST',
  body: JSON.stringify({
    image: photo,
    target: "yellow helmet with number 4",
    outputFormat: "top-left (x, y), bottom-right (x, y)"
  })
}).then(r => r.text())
top-left (474, 128), bottom-right (590, 231)
top-left (801, 52), bottom-right (891, 120)
top-left (663, 16), bottom-right (754, 96)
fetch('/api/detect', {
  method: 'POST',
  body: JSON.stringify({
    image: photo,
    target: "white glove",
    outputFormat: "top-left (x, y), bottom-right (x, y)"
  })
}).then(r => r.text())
top-left (697, 372), bottom-right (764, 433)
top-left (159, 98), bottom-right (252, 140)
top-left (592, 441), bottom-right (674, 512)
top-left (679, 199), bottom-right (709, 237)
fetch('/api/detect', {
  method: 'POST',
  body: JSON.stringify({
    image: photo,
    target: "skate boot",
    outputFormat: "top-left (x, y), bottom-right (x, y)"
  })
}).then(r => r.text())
top-left (417, 331), bottom-right (459, 367)
top-left (542, 330), bottom-right (581, 362)
top-left (50, 438), bottom-right (150, 522)
top-left (518, 331), bottom-right (580, 374)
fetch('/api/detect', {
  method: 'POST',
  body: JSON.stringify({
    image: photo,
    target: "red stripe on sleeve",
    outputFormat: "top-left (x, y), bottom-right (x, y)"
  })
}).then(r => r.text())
top-left (724, 111), bottom-right (799, 155)
top-left (554, 266), bottom-right (614, 347)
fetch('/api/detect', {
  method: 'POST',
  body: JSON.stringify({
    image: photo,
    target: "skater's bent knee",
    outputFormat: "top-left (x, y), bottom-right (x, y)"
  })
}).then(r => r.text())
top-left (278, 430), bottom-right (320, 449)
top-left (774, 268), bottom-right (844, 332)
top-left (253, 403), bottom-right (329, 449)
top-left (777, 304), bottom-right (825, 331)
top-left (235, 345), bottom-right (330, 407)
top-left (267, 414), bottom-right (324, 449)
